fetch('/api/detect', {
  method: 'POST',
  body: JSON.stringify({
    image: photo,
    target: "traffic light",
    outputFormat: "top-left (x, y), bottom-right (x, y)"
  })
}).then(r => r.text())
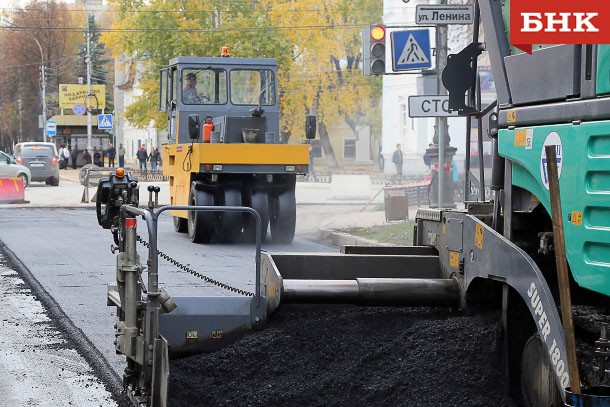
top-left (362, 24), bottom-right (386, 76)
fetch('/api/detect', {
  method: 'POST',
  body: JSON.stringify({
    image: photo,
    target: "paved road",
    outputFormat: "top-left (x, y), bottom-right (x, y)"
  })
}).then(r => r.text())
top-left (0, 171), bottom-right (403, 406)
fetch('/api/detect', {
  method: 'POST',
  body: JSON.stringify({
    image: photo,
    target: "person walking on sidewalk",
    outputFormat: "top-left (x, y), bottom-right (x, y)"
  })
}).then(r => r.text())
top-left (118, 144), bottom-right (126, 167)
top-left (137, 145), bottom-right (148, 173)
top-left (82, 149), bottom-right (92, 165)
top-left (71, 144), bottom-right (78, 169)
top-left (58, 145), bottom-right (66, 169)
top-left (392, 143), bottom-right (404, 176)
top-left (107, 144), bottom-right (116, 167)
top-left (150, 147), bottom-right (161, 173)
top-left (93, 150), bottom-right (103, 167)
top-left (308, 144), bottom-right (316, 181)
top-left (62, 145), bottom-right (71, 170)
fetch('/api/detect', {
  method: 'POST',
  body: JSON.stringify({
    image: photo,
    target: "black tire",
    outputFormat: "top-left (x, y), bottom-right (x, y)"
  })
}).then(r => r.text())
top-left (188, 184), bottom-right (215, 243)
top-left (173, 216), bottom-right (187, 233)
top-left (51, 177), bottom-right (59, 186)
top-left (18, 173), bottom-right (29, 188)
top-left (219, 187), bottom-right (242, 243)
top-left (269, 190), bottom-right (296, 244)
top-left (245, 191), bottom-right (269, 243)
top-left (520, 334), bottom-right (563, 407)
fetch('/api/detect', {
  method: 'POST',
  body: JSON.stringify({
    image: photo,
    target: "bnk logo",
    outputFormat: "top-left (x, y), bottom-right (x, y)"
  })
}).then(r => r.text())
top-left (510, 0), bottom-right (610, 54)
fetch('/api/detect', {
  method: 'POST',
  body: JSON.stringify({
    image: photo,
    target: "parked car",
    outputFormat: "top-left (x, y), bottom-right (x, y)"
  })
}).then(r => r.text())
top-left (13, 142), bottom-right (60, 186)
top-left (0, 149), bottom-right (31, 187)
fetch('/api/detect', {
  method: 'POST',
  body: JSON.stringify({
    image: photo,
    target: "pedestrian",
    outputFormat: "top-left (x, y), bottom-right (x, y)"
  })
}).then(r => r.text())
top-left (71, 144), bottom-right (78, 169)
top-left (82, 149), bottom-right (92, 165)
top-left (93, 150), bottom-right (103, 167)
top-left (392, 143), bottom-right (404, 176)
top-left (423, 143), bottom-right (433, 170)
top-left (58, 144), bottom-right (66, 169)
top-left (137, 144), bottom-right (148, 173)
top-left (118, 143), bottom-right (126, 168)
top-left (308, 144), bottom-right (315, 180)
top-left (62, 145), bottom-right (71, 170)
top-left (150, 147), bottom-right (161, 173)
top-left (107, 143), bottom-right (116, 167)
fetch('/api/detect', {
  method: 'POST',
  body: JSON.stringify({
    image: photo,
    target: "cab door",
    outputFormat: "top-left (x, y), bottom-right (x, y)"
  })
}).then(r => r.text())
top-left (159, 67), bottom-right (178, 143)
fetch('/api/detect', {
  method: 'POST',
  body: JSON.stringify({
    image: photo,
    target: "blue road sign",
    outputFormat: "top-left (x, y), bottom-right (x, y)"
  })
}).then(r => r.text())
top-left (98, 114), bottom-right (113, 130)
top-left (392, 29), bottom-right (432, 71)
top-left (73, 103), bottom-right (86, 116)
top-left (46, 120), bottom-right (57, 136)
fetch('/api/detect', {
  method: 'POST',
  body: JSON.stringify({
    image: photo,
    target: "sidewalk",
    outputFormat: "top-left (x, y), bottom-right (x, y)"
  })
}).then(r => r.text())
top-left (1, 170), bottom-right (425, 246)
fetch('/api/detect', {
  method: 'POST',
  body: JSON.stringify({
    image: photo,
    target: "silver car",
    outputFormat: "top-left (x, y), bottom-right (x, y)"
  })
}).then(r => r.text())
top-left (0, 149), bottom-right (31, 187)
top-left (13, 142), bottom-right (60, 186)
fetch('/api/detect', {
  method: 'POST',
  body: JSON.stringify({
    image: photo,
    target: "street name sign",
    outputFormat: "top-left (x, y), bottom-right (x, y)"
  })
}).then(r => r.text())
top-left (408, 95), bottom-right (459, 118)
top-left (416, 5), bottom-right (474, 25)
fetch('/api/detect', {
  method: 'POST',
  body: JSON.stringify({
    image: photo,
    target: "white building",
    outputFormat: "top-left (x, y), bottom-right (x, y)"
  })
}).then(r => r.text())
top-left (381, 0), bottom-right (473, 176)
top-left (113, 57), bottom-right (162, 166)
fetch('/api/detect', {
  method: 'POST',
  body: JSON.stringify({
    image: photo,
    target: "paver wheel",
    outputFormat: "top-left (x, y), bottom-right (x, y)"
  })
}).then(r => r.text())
top-left (520, 334), bottom-right (563, 407)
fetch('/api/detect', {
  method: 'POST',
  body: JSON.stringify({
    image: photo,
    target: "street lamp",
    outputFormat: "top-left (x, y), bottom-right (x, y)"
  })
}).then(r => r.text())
top-left (0, 17), bottom-right (48, 142)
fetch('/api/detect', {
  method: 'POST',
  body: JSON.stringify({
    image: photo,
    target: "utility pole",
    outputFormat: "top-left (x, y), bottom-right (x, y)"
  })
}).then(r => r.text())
top-left (86, 16), bottom-right (93, 152)
top-left (18, 95), bottom-right (23, 143)
top-left (436, 19), bottom-right (448, 209)
top-left (41, 64), bottom-right (47, 142)
top-left (431, 0), bottom-right (457, 208)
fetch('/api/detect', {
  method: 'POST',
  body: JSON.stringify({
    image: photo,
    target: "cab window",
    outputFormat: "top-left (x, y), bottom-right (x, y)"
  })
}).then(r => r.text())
top-left (182, 68), bottom-right (227, 105)
top-left (230, 69), bottom-right (276, 106)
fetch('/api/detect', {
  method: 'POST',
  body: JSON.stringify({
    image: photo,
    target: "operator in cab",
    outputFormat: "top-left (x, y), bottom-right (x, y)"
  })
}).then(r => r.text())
top-left (183, 72), bottom-right (209, 104)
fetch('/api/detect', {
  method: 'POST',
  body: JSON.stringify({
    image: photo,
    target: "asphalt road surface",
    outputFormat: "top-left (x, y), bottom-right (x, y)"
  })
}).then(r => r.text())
top-left (0, 205), bottom-right (340, 406)
top-left (0, 252), bottom-right (118, 406)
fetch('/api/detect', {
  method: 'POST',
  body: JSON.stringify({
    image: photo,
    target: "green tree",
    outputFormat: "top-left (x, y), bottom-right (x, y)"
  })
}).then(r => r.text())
top-left (265, 0), bottom-right (382, 167)
top-left (103, 0), bottom-right (382, 168)
top-left (0, 1), bottom-right (85, 145)
top-left (103, 0), bottom-right (291, 128)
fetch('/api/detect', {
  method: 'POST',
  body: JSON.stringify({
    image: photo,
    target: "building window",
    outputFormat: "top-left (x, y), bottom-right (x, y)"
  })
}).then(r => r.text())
top-left (400, 103), bottom-right (408, 129)
top-left (343, 139), bottom-right (356, 160)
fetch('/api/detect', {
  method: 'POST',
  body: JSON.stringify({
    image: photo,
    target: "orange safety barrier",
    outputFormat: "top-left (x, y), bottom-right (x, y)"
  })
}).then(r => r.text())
top-left (0, 177), bottom-right (27, 203)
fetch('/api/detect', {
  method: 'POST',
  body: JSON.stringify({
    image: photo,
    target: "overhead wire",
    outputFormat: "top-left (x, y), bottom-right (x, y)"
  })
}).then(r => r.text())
top-left (0, 22), bottom-right (369, 33)
top-left (0, 4), bottom-right (390, 14)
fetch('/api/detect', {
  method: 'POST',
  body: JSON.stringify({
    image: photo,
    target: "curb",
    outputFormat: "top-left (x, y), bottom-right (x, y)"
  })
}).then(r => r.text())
top-left (316, 227), bottom-right (389, 247)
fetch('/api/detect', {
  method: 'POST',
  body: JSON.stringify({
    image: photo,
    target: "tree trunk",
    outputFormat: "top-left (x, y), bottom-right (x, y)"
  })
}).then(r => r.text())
top-left (318, 121), bottom-right (340, 169)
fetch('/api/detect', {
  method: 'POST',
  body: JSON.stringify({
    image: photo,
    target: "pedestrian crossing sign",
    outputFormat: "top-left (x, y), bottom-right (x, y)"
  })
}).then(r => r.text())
top-left (391, 29), bottom-right (432, 71)
top-left (98, 114), bottom-right (113, 130)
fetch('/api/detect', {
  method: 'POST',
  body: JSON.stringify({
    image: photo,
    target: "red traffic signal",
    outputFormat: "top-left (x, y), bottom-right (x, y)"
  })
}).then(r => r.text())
top-left (370, 25), bottom-right (386, 41)
top-left (369, 25), bottom-right (386, 75)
